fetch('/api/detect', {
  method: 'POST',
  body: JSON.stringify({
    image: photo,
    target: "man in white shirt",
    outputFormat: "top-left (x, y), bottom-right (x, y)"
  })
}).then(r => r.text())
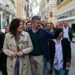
top-left (63, 21), bottom-right (72, 75)
top-left (63, 21), bottom-right (73, 42)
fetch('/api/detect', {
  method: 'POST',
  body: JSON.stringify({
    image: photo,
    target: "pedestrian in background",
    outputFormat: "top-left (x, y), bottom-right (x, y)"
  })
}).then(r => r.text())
top-left (25, 20), bottom-right (32, 31)
top-left (44, 22), bottom-right (55, 75)
top-left (63, 21), bottom-right (73, 42)
top-left (0, 30), bottom-right (7, 75)
top-left (46, 22), bottom-right (55, 35)
top-left (55, 21), bottom-right (63, 29)
top-left (63, 21), bottom-right (72, 75)
top-left (3, 18), bottom-right (33, 75)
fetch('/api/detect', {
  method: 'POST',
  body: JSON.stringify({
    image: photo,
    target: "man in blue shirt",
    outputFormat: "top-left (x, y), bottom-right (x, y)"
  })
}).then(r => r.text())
top-left (26, 16), bottom-right (53, 75)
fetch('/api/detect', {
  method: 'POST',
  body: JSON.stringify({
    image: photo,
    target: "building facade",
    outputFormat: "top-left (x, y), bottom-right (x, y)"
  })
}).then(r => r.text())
top-left (16, 0), bottom-right (34, 20)
top-left (29, 0), bottom-right (41, 18)
top-left (38, 0), bottom-right (48, 21)
top-left (0, 0), bottom-right (16, 32)
top-left (16, 0), bottom-right (26, 19)
top-left (56, 0), bottom-right (75, 26)
top-left (38, 0), bottom-right (57, 24)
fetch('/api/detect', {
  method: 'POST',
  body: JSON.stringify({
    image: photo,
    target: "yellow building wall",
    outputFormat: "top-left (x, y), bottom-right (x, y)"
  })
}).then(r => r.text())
top-left (57, 0), bottom-right (75, 13)
top-left (51, 3), bottom-right (57, 24)
top-left (47, 2), bottom-right (57, 25)
top-left (16, 0), bottom-right (24, 19)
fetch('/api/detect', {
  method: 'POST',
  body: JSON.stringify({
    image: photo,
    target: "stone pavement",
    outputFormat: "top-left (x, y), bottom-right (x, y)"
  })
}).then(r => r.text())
top-left (0, 72), bottom-right (2, 75)
top-left (69, 39), bottom-right (75, 75)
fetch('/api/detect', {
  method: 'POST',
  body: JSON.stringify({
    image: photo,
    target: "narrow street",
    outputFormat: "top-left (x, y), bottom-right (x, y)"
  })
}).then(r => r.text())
top-left (0, 38), bottom-right (75, 75)
top-left (0, 0), bottom-right (75, 75)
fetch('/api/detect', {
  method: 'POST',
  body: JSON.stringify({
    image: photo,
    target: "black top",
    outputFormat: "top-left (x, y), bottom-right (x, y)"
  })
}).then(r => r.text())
top-left (29, 30), bottom-right (42, 56)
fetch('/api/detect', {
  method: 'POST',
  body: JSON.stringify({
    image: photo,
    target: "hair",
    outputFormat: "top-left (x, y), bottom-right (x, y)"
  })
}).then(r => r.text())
top-left (46, 22), bottom-right (54, 26)
top-left (31, 16), bottom-right (41, 21)
top-left (55, 21), bottom-right (63, 28)
top-left (9, 18), bottom-right (22, 36)
top-left (22, 19), bottom-right (26, 25)
top-left (26, 20), bottom-right (31, 25)
top-left (54, 28), bottom-right (63, 39)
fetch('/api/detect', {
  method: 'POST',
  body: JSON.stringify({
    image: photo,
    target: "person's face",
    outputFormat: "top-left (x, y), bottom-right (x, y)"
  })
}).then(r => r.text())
top-left (26, 22), bottom-right (31, 28)
top-left (46, 23), bottom-right (53, 30)
top-left (63, 21), bottom-right (68, 27)
top-left (32, 19), bottom-right (40, 29)
top-left (17, 21), bottom-right (23, 32)
top-left (56, 22), bottom-right (63, 28)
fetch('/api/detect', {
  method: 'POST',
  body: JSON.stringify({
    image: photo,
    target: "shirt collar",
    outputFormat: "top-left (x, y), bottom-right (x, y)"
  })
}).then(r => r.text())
top-left (10, 31), bottom-right (25, 38)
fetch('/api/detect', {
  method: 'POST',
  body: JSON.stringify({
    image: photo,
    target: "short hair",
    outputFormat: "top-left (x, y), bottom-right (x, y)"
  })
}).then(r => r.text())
top-left (9, 18), bottom-right (22, 36)
top-left (26, 20), bottom-right (31, 25)
top-left (31, 16), bottom-right (41, 21)
top-left (46, 22), bottom-right (54, 25)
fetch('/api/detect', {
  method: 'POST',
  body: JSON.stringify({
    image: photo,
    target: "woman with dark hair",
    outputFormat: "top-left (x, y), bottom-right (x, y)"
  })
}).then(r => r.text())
top-left (3, 18), bottom-right (33, 75)
top-left (49, 28), bottom-right (71, 75)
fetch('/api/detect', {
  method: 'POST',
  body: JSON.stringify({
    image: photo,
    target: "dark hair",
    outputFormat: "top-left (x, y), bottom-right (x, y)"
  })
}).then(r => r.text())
top-left (26, 20), bottom-right (31, 25)
top-left (9, 18), bottom-right (21, 36)
top-left (31, 16), bottom-right (41, 21)
top-left (54, 28), bottom-right (63, 39)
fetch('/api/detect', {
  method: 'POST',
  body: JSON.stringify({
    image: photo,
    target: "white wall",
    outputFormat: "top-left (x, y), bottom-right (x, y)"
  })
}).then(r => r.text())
top-left (0, 0), bottom-right (3, 4)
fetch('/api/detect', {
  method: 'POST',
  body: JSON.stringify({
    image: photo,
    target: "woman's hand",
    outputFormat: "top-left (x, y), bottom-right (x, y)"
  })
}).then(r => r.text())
top-left (17, 51), bottom-right (24, 57)
top-left (11, 53), bottom-right (17, 59)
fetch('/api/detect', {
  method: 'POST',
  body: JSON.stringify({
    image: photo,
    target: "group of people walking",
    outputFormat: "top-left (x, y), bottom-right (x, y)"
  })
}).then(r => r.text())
top-left (0, 15), bottom-right (73, 75)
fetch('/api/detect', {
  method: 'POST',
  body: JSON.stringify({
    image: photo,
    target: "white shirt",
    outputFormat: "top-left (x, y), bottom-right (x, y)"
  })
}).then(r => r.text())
top-left (53, 39), bottom-right (63, 70)
top-left (63, 27), bottom-right (69, 40)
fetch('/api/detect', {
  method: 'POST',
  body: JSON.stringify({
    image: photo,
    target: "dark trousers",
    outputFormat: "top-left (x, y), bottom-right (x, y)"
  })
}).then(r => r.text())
top-left (0, 52), bottom-right (7, 75)
top-left (65, 69), bottom-right (69, 75)
top-left (0, 65), bottom-right (7, 75)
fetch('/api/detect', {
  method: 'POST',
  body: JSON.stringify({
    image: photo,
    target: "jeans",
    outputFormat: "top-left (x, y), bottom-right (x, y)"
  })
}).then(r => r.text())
top-left (65, 69), bottom-right (69, 75)
top-left (44, 58), bottom-right (51, 75)
top-left (15, 57), bottom-right (20, 75)
top-left (54, 68), bottom-right (65, 75)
